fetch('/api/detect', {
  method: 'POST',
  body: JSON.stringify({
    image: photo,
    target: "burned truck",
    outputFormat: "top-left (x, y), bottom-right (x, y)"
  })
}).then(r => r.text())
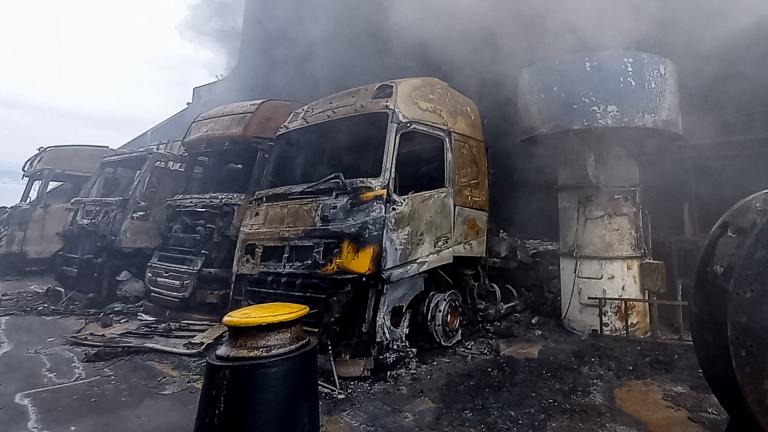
top-left (230, 78), bottom-right (513, 365)
top-left (56, 146), bottom-right (186, 298)
top-left (145, 100), bottom-right (300, 312)
top-left (0, 145), bottom-right (113, 275)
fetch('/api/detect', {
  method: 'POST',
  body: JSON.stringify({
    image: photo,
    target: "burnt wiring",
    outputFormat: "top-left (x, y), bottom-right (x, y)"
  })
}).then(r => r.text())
top-left (561, 199), bottom-right (584, 321)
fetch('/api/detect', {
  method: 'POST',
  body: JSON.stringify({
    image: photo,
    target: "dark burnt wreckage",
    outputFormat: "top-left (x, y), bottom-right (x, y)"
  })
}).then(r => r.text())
top-left (56, 144), bottom-right (186, 299)
top-left (0, 145), bottom-right (113, 275)
top-left (145, 100), bottom-right (301, 313)
top-left (230, 78), bottom-right (521, 371)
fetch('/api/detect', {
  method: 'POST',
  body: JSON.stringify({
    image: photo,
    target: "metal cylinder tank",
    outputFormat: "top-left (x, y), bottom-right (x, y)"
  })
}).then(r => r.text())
top-left (519, 51), bottom-right (682, 336)
top-left (194, 303), bottom-right (320, 432)
top-left (690, 190), bottom-right (768, 430)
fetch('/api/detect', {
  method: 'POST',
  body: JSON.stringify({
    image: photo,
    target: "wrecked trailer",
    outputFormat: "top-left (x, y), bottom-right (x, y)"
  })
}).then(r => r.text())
top-left (145, 100), bottom-right (301, 313)
top-left (56, 145), bottom-right (187, 299)
top-left (0, 145), bottom-right (114, 275)
top-left (231, 78), bottom-right (528, 371)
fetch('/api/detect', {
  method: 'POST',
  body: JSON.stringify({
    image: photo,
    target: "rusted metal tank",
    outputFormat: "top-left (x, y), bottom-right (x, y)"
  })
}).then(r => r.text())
top-left (519, 51), bottom-right (682, 336)
top-left (691, 190), bottom-right (768, 430)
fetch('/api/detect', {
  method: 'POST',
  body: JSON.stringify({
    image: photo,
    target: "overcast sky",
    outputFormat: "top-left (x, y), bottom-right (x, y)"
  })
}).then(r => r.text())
top-left (0, 1), bottom-right (224, 166)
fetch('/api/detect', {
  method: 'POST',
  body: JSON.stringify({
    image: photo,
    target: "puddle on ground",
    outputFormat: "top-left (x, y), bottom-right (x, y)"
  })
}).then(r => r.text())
top-left (614, 380), bottom-right (703, 432)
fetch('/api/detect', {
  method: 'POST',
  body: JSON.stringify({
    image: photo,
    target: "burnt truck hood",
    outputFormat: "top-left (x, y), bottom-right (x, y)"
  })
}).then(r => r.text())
top-left (236, 189), bottom-right (386, 276)
top-left (166, 193), bottom-right (247, 209)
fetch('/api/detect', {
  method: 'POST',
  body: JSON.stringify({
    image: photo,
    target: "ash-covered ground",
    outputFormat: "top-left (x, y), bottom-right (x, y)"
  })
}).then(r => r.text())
top-left (0, 277), bottom-right (726, 432)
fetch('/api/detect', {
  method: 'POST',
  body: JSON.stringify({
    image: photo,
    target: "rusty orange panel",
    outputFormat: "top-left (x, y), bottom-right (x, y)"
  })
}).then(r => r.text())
top-left (184, 100), bottom-right (301, 152)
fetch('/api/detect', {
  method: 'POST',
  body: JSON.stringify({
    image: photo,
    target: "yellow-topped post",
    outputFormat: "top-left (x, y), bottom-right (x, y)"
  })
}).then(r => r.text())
top-left (222, 302), bottom-right (310, 327)
top-left (194, 302), bottom-right (319, 432)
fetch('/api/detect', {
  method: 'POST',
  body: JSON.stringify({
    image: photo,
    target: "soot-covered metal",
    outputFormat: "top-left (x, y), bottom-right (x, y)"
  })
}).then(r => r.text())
top-left (227, 78), bottom-right (532, 373)
top-left (56, 146), bottom-right (187, 300)
top-left (0, 145), bottom-right (113, 275)
top-left (145, 100), bottom-right (300, 314)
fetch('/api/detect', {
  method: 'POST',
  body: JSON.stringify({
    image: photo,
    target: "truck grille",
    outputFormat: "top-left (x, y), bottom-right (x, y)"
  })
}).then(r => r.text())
top-left (258, 242), bottom-right (339, 265)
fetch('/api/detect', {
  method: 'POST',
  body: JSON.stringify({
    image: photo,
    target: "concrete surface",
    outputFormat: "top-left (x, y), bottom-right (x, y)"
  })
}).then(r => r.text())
top-left (0, 280), bottom-right (200, 432)
top-left (0, 276), bottom-right (729, 432)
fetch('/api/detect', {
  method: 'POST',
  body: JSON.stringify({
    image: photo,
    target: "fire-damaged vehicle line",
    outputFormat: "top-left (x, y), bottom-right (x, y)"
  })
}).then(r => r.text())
top-left (56, 144), bottom-right (186, 300)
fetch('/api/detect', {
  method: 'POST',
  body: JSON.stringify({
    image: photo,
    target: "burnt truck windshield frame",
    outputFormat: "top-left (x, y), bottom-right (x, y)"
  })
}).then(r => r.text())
top-left (184, 147), bottom-right (261, 195)
top-left (86, 156), bottom-right (148, 199)
top-left (21, 173), bottom-right (82, 205)
top-left (267, 112), bottom-right (390, 188)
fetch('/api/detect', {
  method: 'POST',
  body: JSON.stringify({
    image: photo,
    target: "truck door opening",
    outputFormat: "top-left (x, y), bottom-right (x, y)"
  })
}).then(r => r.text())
top-left (394, 130), bottom-right (447, 196)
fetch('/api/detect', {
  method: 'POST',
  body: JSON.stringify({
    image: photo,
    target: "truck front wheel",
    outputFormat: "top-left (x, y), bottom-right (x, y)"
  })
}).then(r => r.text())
top-left (423, 290), bottom-right (463, 347)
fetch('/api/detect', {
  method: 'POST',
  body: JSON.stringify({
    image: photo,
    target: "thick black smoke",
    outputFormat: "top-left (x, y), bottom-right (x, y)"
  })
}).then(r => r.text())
top-left (183, 0), bottom-right (768, 132)
top-left (180, 0), bottom-right (768, 238)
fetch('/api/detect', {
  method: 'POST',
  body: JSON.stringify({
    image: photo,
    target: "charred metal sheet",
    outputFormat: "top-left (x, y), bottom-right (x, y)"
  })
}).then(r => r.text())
top-left (375, 275), bottom-right (425, 348)
top-left (66, 319), bottom-right (227, 355)
top-left (382, 190), bottom-right (453, 272)
top-left (281, 78), bottom-right (484, 141)
top-left (519, 51), bottom-right (682, 140)
top-left (452, 135), bottom-right (489, 211)
top-left (235, 193), bottom-right (386, 277)
top-left (453, 206), bottom-right (487, 257)
top-left (183, 100), bottom-right (302, 153)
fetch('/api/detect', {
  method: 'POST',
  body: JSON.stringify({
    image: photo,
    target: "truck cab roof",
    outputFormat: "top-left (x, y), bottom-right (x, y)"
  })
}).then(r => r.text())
top-left (280, 77), bottom-right (484, 141)
top-left (22, 145), bottom-right (114, 178)
top-left (183, 99), bottom-right (302, 153)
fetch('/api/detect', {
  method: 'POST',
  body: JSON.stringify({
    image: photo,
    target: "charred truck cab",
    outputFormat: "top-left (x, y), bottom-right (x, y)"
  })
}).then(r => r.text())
top-left (232, 78), bottom-right (492, 367)
top-left (57, 146), bottom-right (186, 298)
top-left (0, 145), bottom-right (113, 275)
top-left (145, 100), bottom-right (300, 312)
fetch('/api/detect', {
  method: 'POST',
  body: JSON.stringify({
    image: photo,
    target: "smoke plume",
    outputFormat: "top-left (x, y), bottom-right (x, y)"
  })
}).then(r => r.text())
top-left (182, 0), bottom-right (768, 133)
top-left (179, 0), bottom-right (768, 238)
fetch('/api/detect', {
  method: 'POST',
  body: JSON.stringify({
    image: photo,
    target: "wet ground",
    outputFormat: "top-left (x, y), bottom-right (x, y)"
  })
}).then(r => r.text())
top-left (0, 276), bottom-right (727, 432)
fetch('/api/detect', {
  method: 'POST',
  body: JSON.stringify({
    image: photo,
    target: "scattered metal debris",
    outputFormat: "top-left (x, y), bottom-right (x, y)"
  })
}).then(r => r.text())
top-left (66, 318), bottom-right (227, 356)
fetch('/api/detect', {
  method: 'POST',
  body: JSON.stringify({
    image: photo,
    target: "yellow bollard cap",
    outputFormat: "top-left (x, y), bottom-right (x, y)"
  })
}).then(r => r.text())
top-left (222, 303), bottom-right (310, 328)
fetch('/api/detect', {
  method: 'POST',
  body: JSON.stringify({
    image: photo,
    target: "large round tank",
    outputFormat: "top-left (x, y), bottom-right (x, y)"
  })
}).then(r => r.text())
top-left (519, 51), bottom-right (682, 336)
top-left (519, 50), bottom-right (682, 139)
top-left (690, 190), bottom-right (768, 430)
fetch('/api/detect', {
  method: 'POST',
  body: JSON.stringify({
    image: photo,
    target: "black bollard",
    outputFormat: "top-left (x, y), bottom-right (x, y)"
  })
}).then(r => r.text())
top-left (194, 303), bottom-right (320, 432)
